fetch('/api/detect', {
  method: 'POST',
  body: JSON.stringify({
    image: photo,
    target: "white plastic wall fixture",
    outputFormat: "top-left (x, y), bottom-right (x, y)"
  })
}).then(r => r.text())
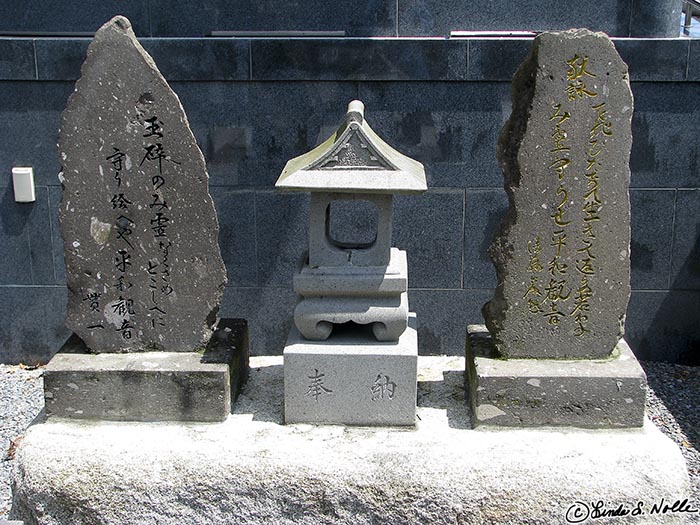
top-left (12, 167), bottom-right (36, 202)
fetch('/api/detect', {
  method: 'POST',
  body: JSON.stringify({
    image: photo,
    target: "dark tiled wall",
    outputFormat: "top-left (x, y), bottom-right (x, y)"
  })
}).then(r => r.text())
top-left (0, 0), bottom-right (683, 37)
top-left (0, 37), bottom-right (699, 365)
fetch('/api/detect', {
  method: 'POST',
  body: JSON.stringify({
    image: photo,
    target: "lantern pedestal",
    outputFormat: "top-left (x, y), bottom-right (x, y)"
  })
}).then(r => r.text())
top-left (284, 314), bottom-right (418, 426)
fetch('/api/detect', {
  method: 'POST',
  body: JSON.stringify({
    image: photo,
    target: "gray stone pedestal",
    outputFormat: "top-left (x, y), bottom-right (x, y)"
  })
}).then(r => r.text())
top-left (466, 325), bottom-right (647, 428)
top-left (284, 314), bottom-right (418, 425)
top-left (43, 319), bottom-right (249, 422)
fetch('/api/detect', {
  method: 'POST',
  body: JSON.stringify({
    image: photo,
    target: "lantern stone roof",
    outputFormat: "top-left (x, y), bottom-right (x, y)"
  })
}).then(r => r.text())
top-left (275, 100), bottom-right (427, 194)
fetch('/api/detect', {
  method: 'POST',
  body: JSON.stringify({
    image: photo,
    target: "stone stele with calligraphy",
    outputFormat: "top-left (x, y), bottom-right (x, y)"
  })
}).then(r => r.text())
top-left (58, 16), bottom-right (226, 352)
top-left (483, 29), bottom-right (633, 359)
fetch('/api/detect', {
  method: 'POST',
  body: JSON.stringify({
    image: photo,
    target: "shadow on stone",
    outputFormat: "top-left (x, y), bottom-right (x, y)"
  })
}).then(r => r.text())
top-left (233, 361), bottom-right (285, 424)
top-left (417, 369), bottom-right (471, 430)
top-left (43, 319), bottom-right (249, 422)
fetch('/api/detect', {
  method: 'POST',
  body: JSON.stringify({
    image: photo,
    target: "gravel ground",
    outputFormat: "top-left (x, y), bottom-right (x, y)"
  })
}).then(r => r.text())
top-left (1, 361), bottom-right (699, 520)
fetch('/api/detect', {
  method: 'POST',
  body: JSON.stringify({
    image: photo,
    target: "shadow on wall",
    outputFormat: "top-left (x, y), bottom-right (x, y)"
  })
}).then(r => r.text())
top-left (632, 202), bottom-right (700, 365)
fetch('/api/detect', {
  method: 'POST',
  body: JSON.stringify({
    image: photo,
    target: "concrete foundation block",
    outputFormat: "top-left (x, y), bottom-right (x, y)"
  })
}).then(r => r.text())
top-left (466, 324), bottom-right (647, 428)
top-left (284, 314), bottom-right (418, 425)
top-left (43, 318), bottom-right (249, 422)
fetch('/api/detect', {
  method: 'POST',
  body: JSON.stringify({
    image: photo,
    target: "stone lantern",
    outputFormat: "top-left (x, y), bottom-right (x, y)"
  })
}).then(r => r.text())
top-left (277, 100), bottom-right (427, 426)
top-left (276, 100), bottom-right (427, 342)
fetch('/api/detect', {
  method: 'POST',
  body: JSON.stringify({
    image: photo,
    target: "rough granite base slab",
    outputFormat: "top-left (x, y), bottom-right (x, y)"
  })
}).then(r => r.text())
top-left (11, 356), bottom-right (690, 525)
top-left (466, 324), bottom-right (646, 428)
top-left (284, 314), bottom-right (417, 426)
top-left (43, 319), bottom-right (249, 422)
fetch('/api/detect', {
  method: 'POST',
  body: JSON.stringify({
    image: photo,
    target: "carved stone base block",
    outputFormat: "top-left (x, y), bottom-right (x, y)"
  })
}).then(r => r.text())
top-left (43, 319), bottom-right (249, 422)
top-left (284, 314), bottom-right (418, 426)
top-left (293, 248), bottom-right (409, 341)
top-left (466, 325), bottom-right (647, 428)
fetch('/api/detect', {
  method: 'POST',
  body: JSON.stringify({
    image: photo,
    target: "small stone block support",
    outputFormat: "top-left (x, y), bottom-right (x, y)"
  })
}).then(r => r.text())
top-left (466, 325), bottom-right (647, 428)
top-left (43, 318), bottom-right (249, 422)
top-left (284, 314), bottom-right (418, 426)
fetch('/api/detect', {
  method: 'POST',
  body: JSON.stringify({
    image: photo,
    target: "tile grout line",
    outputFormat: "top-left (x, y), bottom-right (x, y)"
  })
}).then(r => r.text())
top-left (248, 40), bottom-right (253, 80)
top-left (252, 190), bottom-right (260, 286)
top-left (465, 40), bottom-right (470, 80)
top-left (667, 188), bottom-right (678, 290)
top-left (147, 0), bottom-right (153, 38)
top-left (26, 220), bottom-right (36, 284)
top-left (395, 0), bottom-right (399, 37)
top-left (460, 188), bottom-right (466, 289)
top-left (32, 39), bottom-right (38, 80)
top-left (45, 188), bottom-right (58, 284)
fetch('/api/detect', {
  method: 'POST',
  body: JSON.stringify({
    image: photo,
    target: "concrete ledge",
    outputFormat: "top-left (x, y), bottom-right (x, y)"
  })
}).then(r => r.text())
top-left (43, 318), bottom-right (249, 422)
top-left (466, 325), bottom-right (647, 428)
top-left (11, 356), bottom-right (690, 525)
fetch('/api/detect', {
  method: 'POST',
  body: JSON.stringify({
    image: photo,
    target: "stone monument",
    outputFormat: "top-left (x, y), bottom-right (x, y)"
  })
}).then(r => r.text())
top-left (467, 29), bottom-right (647, 428)
top-left (277, 100), bottom-right (427, 425)
top-left (43, 15), bottom-right (248, 422)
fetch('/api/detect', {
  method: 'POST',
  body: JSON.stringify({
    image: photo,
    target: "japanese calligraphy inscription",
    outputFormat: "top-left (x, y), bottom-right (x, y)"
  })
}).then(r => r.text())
top-left (58, 16), bottom-right (226, 352)
top-left (483, 29), bottom-right (633, 359)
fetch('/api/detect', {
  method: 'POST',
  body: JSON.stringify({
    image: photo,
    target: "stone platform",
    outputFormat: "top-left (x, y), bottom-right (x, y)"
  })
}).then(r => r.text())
top-left (466, 325), bottom-right (647, 428)
top-left (11, 356), bottom-right (690, 525)
top-left (43, 318), bottom-right (249, 422)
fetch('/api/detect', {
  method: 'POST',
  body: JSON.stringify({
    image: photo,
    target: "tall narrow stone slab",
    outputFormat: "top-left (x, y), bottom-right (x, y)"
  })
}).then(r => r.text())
top-left (483, 29), bottom-right (633, 359)
top-left (58, 16), bottom-right (226, 352)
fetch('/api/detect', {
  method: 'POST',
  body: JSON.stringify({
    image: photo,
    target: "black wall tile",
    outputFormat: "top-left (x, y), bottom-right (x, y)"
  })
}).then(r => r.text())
top-left (630, 82), bottom-right (700, 189)
top-left (0, 3), bottom-right (149, 37)
top-left (394, 189), bottom-right (464, 289)
top-left (174, 82), bottom-right (359, 187)
top-left (255, 191), bottom-right (309, 287)
top-left (220, 286), bottom-right (297, 355)
top-left (630, 189), bottom-right (675, 289)
top-left (358, 82), bottom-right (510, 188)
top-left (399, 0), bottom-right (632, 37)
top-left (0, 82), bottom-right (73, 187)
top-left (468, 39), bottom-right (530, 81)
top-left (463, 189), bottom-right (508, 289)
top-left (0, 183), bottom-right (54, 285)
top-left (0, 39), bottom-right (36, 79)
top-left (411, 288), bottom-right (492, 355)
top-left (0, 286), bottom-right (70, 364)
top-left (614, 39), bottom-right (688, 82)
top-left (211, 189), bottom-right (258, 287)
top-left (627, 290), bottom-right (700, 363)
top-left (149, 0), bottom-right (396, 37)
top-left (252, 39), bottom-right (466, 81)
top-left (670, 189), bottom-right (700, 290)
